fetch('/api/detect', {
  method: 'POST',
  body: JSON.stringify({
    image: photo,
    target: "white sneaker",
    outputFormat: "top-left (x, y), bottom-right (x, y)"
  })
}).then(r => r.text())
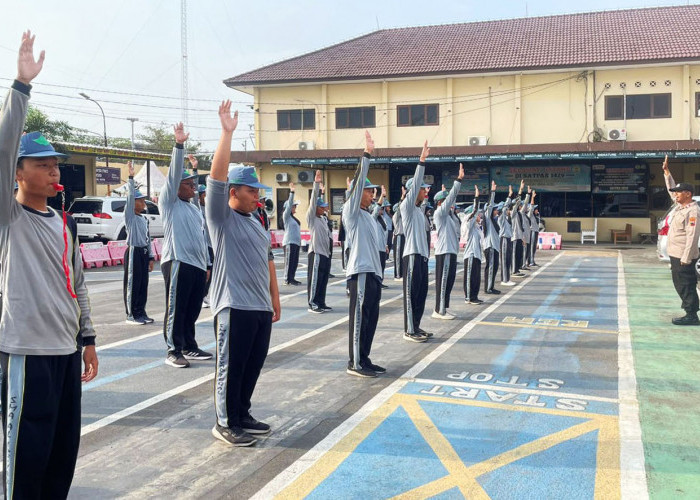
top-left (431, 311), bottom-right (455, 320)
top-left (501, 281), bottom-right (516, 286)
top-left (394, 277), bottom-right (402, 282)
top-left (202, 297), bottom-right (210, 309)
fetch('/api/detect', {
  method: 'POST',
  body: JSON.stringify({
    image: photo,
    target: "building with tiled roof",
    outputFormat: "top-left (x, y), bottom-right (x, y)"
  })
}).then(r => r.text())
top-left (225, 6), bottom-right (700, 241)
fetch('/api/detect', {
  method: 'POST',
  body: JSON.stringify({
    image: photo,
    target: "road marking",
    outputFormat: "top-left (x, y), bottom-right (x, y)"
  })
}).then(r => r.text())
top-left (80, 270), bottom-right (461, 436)
top-left (412, 378), bottom-right (619, 403)
top-left (617, 252), bottom-right (649, 499)
top-left (252, 254), bottom-right (562, 499)
top-left (477, 320), bottom-right (619, 335)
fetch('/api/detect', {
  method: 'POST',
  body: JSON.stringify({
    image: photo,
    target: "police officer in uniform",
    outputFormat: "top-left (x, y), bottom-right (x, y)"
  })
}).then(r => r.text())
top-left (663, 155), bottom-right (700, 325)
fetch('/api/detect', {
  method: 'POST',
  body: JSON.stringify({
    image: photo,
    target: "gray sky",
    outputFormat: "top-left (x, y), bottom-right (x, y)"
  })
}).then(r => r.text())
top-left (0, 0), bottom-right (695, 153)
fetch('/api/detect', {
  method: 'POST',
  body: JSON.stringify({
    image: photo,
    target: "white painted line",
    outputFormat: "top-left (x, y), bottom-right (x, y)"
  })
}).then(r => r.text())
top-left (81, 272), bottom-right (456, 436)
top-left (412, 377), bottom-right (619, 404)
top-left (617, 252), bottom-right (649, 498)
top-left (251, 254), bottom-right (562, 499)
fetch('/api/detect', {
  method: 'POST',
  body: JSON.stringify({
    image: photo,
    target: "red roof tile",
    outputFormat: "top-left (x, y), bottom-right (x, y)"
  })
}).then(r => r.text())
top-left (225, 6), bottom-right (700, 87)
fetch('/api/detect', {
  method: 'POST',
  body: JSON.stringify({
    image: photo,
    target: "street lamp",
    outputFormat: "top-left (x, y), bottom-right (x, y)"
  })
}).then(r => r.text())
top-left (79, 92), bottom-right (109, 168)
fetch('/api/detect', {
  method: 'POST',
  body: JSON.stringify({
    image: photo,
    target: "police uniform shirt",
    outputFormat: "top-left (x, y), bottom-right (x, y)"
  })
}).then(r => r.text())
top-left (666, 174), bottom-right (700, 263)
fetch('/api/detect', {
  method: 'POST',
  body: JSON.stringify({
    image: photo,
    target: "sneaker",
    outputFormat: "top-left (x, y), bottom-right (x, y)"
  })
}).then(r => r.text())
top-left (165, 353), bottom-right (190, 368)
top-left (380, 284), bottom-right (389, 289)
top-left (241, 415), bottom-right (271, 435)
top-left (417, 328), bottom-right (434, 338)
top-left (512, 272), bottom-right (525, 277)
top-left (466, 299), bottom-right (484, 305)
top-left (431, 311), bottom-right (455, 320)
top-left (126, 316), bottom-right (146, 325)
top-left (212, 424), bottom-right (257, 447)
top-left (142, 315), bottom-right (155, 324)
top-left (328, 273), bottom-right (336, 278)
top-left (320, 305), bottom-right (333, 312)
top-left (308, 305), bottom-right (325, 314)
top-left (672, 314), bottom-right (700, 326)
top-left (485, 289), bottom-right (501, 295)
top-left (183, 348), bottom-right (213, 360)
top-left (346, 366), bottom-right (378, 378)
top-left (366, 362), bottom-right (386, 374)
top-left (530, 263), bottom-right (539, 267)
top-left (292, 280), bottom-right (303, 286)
top-left (403, 331), bottom-right (428, 343)
top-left (394, 277), bottom-right (402, 282)
top-left (501, 281), bottom-right (516, 287)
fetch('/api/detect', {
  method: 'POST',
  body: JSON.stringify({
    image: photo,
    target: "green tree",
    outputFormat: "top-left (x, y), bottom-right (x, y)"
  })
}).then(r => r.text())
top-left (137, 123), bottom-right (210, 169)
top-left (24, 106), bottom-right (74, 141)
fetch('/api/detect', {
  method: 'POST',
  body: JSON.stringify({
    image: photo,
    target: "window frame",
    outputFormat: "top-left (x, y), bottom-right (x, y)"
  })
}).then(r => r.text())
top-left (277, 109), bottom-right (316, 131)
top-left (604, 93), bottom-right (672, 120)
top-left (335, 106), bottom-right (376, 129)
top-left (396, 104), bottom-right (440, 127)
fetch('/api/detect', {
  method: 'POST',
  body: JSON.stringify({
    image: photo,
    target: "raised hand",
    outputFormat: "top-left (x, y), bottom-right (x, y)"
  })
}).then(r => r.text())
top-left (320, 183), bottom-right (325, 194)
top-left (17, 31), bottom-right (44, 85)
top-left (519, 179), bottom-right (525, 192)
top-left (218, 100), bottom-right (238, 133)
top-left (527, 185), bottom-right (532, 194)
top-left (314, 169), bottom-right (323, 184)
top-left (532, 189), bottom-right (537, 198)
top-left (662, 155), bottom-right (670, 175)
top-left (187, 154), bottom-right (198, 170)
top-left (173, 122), bottom-right (189, 144)
top-left (381, 185), bottom-right (387, 197)
top-left (346, 176), bottom-right (351, 189)
top-left (442, 184), bottom-right (447, 191)
top-left (508, 185), bottom-right (513, 196)
top-left (127, 160), bottom-right (134, 177)
top-left (364, 130), bottom-right (375, 155)
top-left (289, 182), bottom-right (295, 193)
top-left (420, 141), bottom-right (430, 162)
top-left (475, 185), bottom-right (480, 198)
top-left (458, 163), bottom-right (465, 181)
top-left (491, 180), bottom-right (496, 191)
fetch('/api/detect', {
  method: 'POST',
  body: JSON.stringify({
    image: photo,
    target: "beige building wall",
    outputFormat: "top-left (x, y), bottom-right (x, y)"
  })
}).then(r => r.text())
top-left (254, 63), bottom-right (700, 151)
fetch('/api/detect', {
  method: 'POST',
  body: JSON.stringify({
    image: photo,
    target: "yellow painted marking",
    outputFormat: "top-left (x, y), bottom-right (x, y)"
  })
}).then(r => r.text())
top-left (274, 397), bottom-right (401, 500)
top-left (480, 321), bottom-right (619, 335)
top-left (276, 393), bottom-right (620, 499)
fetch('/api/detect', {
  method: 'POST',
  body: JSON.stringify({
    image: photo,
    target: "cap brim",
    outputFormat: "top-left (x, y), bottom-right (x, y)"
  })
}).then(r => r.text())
top-left (181, 174), bottom-right (198, 181)
top-left (134, 194), bottom-right (147, 199)
top-left (20, 151), bottom-right (69, 159)
top-left (420, 183), bottom-right (431, 188)
top-left (364, 184), bottom-right (379, 189)
top-left (669, 187), bottom-right (692, 192)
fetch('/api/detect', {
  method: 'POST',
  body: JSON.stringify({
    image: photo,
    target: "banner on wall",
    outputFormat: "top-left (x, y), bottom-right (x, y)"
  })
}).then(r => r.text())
top-left (490, 165), bottom-right (591, 192)
top-left (442, 167), bottom-right (490, 195)
top-left (591, 164), bottom-right (647, 193)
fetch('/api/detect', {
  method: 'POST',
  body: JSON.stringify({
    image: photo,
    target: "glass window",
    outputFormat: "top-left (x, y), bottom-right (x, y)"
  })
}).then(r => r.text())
top-left (110, 200), bottom-right (126, 213)
top-left (605, 94), bottom-right (671, 120)
top-left (605, 96), bottom-right (624, 120)
top-left (68, 200), bottom-right (103, 214)
top-left (397, 104), bottom-right (439, 127)
top-left (146, 201), bottom-right (159, 215)
top-left (335, 106), bottom-right (376, 129)
top-left (411, 105), bottom-right (425, 126)
top-left (593, 193), bottom-right (648, 217)
top-left (397, 106), bottom-right (410, 126)
top-left (277, 109), bottom-right (315, 130)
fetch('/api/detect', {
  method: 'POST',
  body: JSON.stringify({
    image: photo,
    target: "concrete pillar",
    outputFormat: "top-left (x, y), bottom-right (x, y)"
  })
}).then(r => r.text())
top-left (446, 78), bottom-right (454, 147)
top-left (382, 81), bottom-right (390, 147)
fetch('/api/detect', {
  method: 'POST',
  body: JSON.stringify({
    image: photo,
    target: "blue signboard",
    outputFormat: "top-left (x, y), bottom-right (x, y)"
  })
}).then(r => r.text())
top-left (442, 166), bottom-right (490, 195)
top-left (490, 165), bottom-right (591, 192)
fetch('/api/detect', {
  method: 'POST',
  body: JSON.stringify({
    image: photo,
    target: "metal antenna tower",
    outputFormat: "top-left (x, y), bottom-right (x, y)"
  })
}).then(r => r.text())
top-left (180, 0), bottom-right (189, 126)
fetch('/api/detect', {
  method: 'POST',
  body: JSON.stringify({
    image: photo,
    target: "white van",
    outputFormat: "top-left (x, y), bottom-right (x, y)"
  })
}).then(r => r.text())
top-left (68, 196), bottom-right (164, 242)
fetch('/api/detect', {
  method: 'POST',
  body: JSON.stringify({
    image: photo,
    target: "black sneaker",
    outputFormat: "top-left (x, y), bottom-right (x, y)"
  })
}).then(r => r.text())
top-left (320, 305), bottom-right (333, 312)
top-left (403, 332), bottom-right (428, 343)
top-left (417, 328), bottom-right (434, 338)
top-left (211, 424), bottom-right (257, 447)
top-left (241, 415), bottom-right (271, 435)
top-left (126, 316), bottom-right (146, 325)
top-left (328, 273), bottom-right (336, 278)
top-left (672, 314), bottom-right (700, 325)
top-left (346, 366), bottom-right (378, 378)
top-left (183, 348), bottom-right (213, 360)
top-left (380, 283), bottom-right (389, 289)
top-left (308, 305), bottom-right (325, 314)
top-left (512, 272), bottom-right (525, 277)
top-left (291, 280), bottom-right (303, 286)
top-left (142, 315), bottom-right (155, 324)
top-left (366, 362), bottom-right (386, 374)
top-left (165, 352), bottom-right (190, 368)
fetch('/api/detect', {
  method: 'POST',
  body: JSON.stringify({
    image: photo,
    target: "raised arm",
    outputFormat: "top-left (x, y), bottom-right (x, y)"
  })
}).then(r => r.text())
top-left (344, 131), bottom-right (374, 220)
top-left (160, 123), bottom-right (189, 207)
top-left (445, 163), bottom-right (464, 210)
top-left (283, 183), bottom-right (295, 222)
top-left (307, 169), bottom-right (322, 227)
top-left (211, 100), bottom-right (238, 183)
top-left (1, 31), bottom-right (42, 225)
top-left (125, 161), bottom-right (136, 225)
top-left (662, 155), bottom-right (677, 203)
top-left (405, 141), bottom-right (429, 207)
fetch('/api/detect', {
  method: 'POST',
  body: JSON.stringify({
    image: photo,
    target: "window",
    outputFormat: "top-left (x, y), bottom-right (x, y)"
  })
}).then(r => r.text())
top-left (146, 201), bottom-right (159, 215)
top-left (335, 107), bottom-right (375, 129)
top-left (277, 109), bottom-right (315, 130)
top-left (695, 92), bottom-right (700, 118)
top-left (397, 104), bottom-right (439, 126)
top-left (110, 200), bottom-right (126, 213)
top-left (604, 93), bottom-right (671, 120)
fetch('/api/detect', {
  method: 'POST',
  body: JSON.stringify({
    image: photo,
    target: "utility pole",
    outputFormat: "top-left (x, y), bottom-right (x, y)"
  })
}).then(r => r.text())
top-left (181, 0), bottom-right (189, 127)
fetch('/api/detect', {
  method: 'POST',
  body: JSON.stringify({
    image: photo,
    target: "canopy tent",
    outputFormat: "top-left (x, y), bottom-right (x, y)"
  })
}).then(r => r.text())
top-left (111, 161), bottom-right (167, 197)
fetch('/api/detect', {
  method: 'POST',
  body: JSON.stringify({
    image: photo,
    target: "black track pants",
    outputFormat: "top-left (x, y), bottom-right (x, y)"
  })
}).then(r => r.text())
top-left (403, 255), bottom-right (428, 334)
top-left (348, 273), bottom-right (382, 369)
top-left (162, 260), bottom-right (206, 355)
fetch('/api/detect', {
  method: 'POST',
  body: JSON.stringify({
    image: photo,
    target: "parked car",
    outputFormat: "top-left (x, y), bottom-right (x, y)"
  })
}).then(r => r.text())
top-left (657, 196), bottom-right (700, 276)
top-left (68, 196), bottom-right (164, 242)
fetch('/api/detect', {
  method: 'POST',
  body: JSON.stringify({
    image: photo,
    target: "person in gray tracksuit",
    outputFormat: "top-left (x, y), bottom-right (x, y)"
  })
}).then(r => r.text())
top-left (0, 33), bottom-right (98, 498)
top-left (282, 183), bottom-right (301, 285)
top-left (392, 197), bottom-right (405, 279)
top-left (527, 190), bottom-right (539, 266)
top-left (307, 171), bottom-right (332, 313)
top-left (343, 132), bottom-right (385, 378)
top-left (482, 181), bottom-right (502, 295)
top-left (124, 161), bottom-right (155, 325)
top-left (511, 181), bottom-right (528, 277)
top-left (461, 188), bottom-right (483, 304)
top-left (383, 199), bottom-right (394, 256)
top-left (520, 188), bottom-right (532, 270)
top-left (400, 141), bottom-right (433, 343)
top-left (499, 187), bottom-right (515, 286)
top-left (159, 124), bottom-right (212, 368)
top-left (432, 164), bottom-right (464, 319)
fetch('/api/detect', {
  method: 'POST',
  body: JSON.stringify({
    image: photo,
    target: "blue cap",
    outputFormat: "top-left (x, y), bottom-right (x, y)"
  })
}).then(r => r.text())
top-left (284, 198), bottom-right (300, 208)
top-left (425, 203), bottom-right (434, 210)
top-left (198, 184), bottom-right (206, 194)
top-left (316, 197), bottom-right (328, 208)
top-left (405, 178), bottom-right (431, 191)
top-left (433, 190), bottom-right (448, 202)
top-left (227, 166), bottom-right (270, 189)
top-left (495, 202), bottom-right (505, 211)
top-left (351, 177), bottom-right (379, 190)
top-left (19, 132), bottom-right (68, 159)
top-left (133, 189), bottom-right (147, 200)
top-left (382, 200), bottom-right (391, 207)
top-left (181, 169), bottom-right (197, 182)
top-left (464, 205), bottom-right (475, 215)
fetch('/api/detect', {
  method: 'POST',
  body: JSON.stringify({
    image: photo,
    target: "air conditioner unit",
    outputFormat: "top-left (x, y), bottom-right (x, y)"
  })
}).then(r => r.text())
top-left (297, 170), bottom-right (315, 183)
top-left (275, 172), bottom-right (289, 183)
top-left (468, 136), bottom-right (488, 146)
top-left (607, 128), bottom-right (627, 141)
top-left (298, 141), bottom-right (315, 150)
